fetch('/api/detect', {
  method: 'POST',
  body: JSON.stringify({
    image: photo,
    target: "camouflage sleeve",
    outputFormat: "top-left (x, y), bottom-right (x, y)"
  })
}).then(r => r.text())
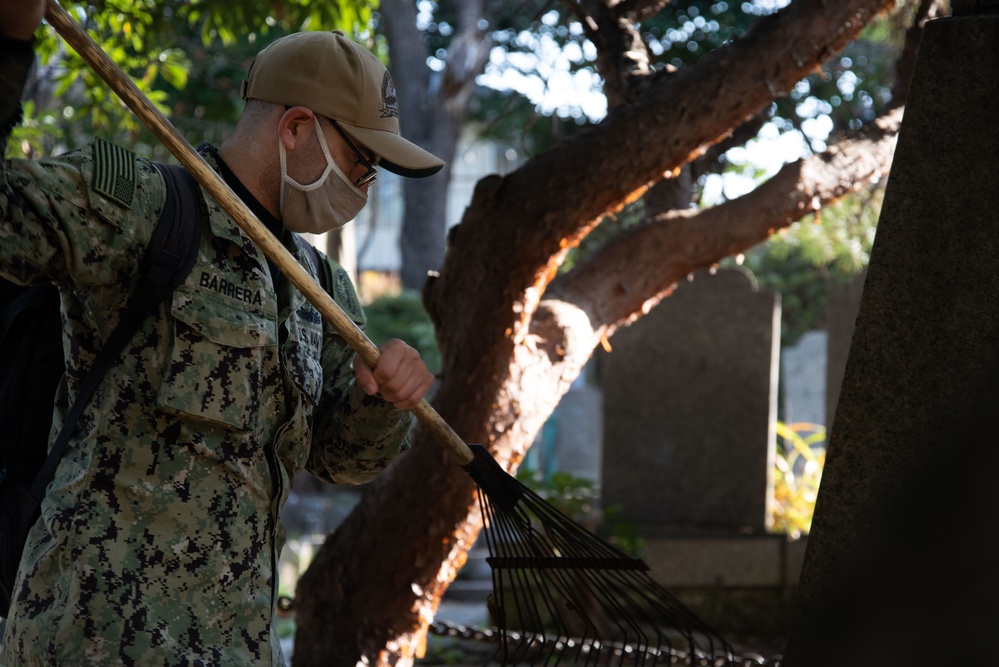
top-left (306, 257), bottom-right (413, 485)
top-left (3, 32), bottom-right (165, 291)
top-left (0, 35), bottom-right (34, 149)
top-left (1, 136), bottom-right (165, 294)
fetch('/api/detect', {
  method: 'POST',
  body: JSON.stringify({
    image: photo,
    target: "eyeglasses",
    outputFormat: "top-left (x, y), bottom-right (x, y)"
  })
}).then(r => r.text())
top-left (329, 119), bottom-right (379, 188)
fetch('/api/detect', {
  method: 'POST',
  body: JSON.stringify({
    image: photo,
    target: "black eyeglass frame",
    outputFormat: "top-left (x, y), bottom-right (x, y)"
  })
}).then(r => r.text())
top-left (328, 119), bottom-right (379, 188)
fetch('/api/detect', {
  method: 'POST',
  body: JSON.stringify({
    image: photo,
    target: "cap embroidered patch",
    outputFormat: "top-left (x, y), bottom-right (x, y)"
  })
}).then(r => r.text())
top-left (381, 72), bottom-right (398, 119)
top-left (92, 137), bottom-right (136, 209)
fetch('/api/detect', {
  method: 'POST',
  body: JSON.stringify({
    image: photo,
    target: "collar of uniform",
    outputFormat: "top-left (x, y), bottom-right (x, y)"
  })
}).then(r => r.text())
top-left (196, 143), bottom-right (286, 251)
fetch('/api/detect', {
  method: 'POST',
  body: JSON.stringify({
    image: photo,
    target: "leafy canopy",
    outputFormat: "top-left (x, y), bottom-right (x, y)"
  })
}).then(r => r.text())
top-left (12, 0), bottom-right (377, 159)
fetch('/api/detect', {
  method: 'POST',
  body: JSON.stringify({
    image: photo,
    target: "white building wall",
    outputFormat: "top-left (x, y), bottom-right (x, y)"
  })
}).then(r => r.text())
top-left (351, 129), bottom-right (521, 274)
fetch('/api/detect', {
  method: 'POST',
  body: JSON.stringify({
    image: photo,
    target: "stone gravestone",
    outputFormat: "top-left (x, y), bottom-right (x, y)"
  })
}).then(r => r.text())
top-left (602, 267), bottom-right (805, 635)
top-left (824, 270), bottom-right (865, 430)
top-left (782, 5), bottom-right (999, 666)
top-left (602, 266), bottom-right (779, 534)
top-left (781, 330), bottom-right (828, 427)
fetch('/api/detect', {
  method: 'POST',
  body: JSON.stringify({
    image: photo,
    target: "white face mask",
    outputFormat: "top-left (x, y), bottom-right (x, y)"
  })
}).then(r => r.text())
top-left (278, 115), bottom-right (368, 234)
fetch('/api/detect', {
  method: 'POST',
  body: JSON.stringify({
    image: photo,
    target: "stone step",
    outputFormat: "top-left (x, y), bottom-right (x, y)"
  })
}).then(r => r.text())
top-left (443, 578), bottom-right (493, 602)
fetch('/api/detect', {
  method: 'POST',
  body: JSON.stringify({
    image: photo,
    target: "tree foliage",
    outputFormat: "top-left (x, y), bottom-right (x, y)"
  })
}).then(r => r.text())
top-left (729, 188), bottom-right (883, 345)
top-left (13, 0), bottom-right (376, 159)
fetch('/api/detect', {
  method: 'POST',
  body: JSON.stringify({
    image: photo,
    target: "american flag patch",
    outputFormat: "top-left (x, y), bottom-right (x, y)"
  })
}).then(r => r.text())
top-left (92, 136), bottom-right (136, 209)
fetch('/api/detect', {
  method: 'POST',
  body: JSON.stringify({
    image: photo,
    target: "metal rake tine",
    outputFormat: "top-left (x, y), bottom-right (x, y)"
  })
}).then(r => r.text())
top-left (486, 503), bottom-right (657, 666)
top-left (480, 495), bottom-right (559, 666)
top-left (527, 488), bottom-right (734, 662)
top-left (491, 497), bottom-right (614, 665)
top-left (495, 512), bottom-right (573, 666)
top-left (464, 445), bottom-right (735, 666)
top-left (532, 514), bottom-right (652, 652)
top-left (518, 489), bottom-right (682, 662)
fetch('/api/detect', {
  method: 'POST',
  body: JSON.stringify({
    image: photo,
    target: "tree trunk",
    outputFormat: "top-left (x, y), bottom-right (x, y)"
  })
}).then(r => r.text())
top-left (383, 0), bottom-right (490, 290)
top-left (291, 1), bottom-right (901, 664)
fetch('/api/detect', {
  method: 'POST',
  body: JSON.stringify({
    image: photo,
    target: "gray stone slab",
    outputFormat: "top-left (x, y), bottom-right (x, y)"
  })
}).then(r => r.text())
top-left (602, 267), bottom-right (780, 533)
top-left (551, 381), bottom-right (603, 483)
top-left (643, 534), bottom-right (806, 588)
top-left (825, 271), bottom-right (865, 430)
top-left (781, 330), bottom-right (827, 427)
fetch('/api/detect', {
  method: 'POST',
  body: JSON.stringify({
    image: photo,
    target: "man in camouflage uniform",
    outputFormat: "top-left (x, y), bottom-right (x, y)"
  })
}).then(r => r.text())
top-left (0, 3), bottom-right (443, 664)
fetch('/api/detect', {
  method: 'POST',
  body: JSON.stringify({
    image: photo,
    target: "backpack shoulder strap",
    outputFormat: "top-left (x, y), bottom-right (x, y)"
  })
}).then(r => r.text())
top-left (141, 163), bottom-right (203, 305)
top-left (0, 285), bottom-right (50, 340)
top-left (28, 162), bottom-right (203, 503)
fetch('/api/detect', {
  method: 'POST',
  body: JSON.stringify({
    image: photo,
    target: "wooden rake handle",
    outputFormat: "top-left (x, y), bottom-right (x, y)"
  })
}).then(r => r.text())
top-left (44, 0), bottom-right (475, 467)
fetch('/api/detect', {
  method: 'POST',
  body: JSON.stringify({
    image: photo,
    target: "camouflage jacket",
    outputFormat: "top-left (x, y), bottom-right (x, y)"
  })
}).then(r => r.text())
top-left (0, 41), bottom-right (411, 666)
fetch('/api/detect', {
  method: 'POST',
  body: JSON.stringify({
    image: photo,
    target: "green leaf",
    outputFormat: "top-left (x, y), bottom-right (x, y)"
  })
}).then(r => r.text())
top-left (157, 49), bottom-right (191, 90)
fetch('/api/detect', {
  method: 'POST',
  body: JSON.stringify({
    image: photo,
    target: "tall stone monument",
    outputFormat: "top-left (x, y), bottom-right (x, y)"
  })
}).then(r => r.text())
top-left (782, 4), bottom-right (999, 665)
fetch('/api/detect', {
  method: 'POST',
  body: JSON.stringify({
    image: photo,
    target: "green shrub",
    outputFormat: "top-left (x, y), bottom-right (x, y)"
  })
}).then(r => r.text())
top-left (771, 421), bottom-right (826, 538)
top-left (516, 469), bottom-right (645, 558)
top-left (362, 289), bottom-right (441, 374)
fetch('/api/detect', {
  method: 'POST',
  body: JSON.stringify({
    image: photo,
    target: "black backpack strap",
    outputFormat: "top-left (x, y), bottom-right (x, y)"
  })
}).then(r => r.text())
top-left (0, 286), bottom-right (50, 340)
top-left (0, 281), bottom-right (61, 485)
top-left (27, 163), bottom-right (202, 504)
top-left (139, 164), bottom-right (203, 306)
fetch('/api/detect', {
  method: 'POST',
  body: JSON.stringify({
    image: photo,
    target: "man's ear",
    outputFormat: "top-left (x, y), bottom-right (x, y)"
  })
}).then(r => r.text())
top-left (277, 106), bottom-right (315, 151)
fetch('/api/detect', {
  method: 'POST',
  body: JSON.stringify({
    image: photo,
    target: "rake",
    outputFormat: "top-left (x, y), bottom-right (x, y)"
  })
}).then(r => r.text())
top-left (46, 3), bottom-right (736, 664)
top-left (470, 446), bottom-right (734, 666)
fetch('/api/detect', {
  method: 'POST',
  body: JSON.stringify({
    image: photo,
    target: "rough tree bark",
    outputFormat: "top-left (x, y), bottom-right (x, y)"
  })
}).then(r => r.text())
top-left (292, 0), bottom-right (907, 664)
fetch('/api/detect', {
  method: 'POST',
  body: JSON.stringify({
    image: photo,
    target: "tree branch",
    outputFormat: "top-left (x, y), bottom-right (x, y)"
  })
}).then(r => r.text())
top-left (546, 106), bottom-right (903, 338)
top-left (890, 0), bottom-right (944, 109)
top-left (561, 0), bottom-right (653, 108)
top-left (614, 0), bottom-right (673, 22)
top-left (434, 0), bottom-right (895, 354)
top-left (439, 0), bottom-right (492, 113)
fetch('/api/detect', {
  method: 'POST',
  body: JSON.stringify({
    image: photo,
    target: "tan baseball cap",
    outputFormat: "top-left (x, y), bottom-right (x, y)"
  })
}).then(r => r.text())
top-left (241, 31), bottom-right (444, 178)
